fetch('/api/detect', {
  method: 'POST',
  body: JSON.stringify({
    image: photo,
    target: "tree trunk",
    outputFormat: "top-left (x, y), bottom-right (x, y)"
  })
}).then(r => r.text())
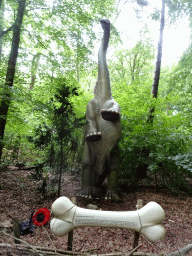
top-left (147, 0), bottom-right (165, 124)
top-left (0, 0), bottom-right (26, 160)
top-left (30, 53), bottom-right (41, 90)
top-left (76, 28), bottom-right (81, 82)
top-left (0, 0), bottom-right (4, 61)
top-left (58, 138), bottom-right (63, 197)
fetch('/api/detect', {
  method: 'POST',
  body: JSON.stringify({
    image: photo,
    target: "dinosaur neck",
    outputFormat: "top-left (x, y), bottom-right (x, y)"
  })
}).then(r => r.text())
top-left (95, 26), bottom-right (112, 100)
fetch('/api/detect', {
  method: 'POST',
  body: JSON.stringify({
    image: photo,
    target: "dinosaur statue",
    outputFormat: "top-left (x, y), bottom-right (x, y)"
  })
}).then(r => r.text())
top-left (80, 19), bottom-right (121, 201)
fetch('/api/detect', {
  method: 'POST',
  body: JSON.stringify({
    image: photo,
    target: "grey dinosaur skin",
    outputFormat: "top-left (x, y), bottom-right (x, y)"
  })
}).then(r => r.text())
top-left (80, 19), bottom-right (121, 201)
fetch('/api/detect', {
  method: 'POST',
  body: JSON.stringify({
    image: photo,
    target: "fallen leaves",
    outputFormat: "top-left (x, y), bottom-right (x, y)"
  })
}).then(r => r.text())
top-left (0, 166), bottom-right (192, 255)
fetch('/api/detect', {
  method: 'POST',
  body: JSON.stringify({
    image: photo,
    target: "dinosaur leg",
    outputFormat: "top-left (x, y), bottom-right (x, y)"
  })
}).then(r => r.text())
top-left (85, 100), bottom-right (102, 142)
top-left (78, 143), bottom-right (93, 198)
top-left (105, 146), bottom-right (121, 202)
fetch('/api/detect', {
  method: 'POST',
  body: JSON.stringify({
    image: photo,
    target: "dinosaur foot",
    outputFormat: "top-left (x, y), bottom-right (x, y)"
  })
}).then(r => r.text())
top-left (77, 188), bottom-right (93, 199)
top-left (101, 109), bottom-right (120, 122)
top-left (86, 131), bottom-right (102, 142)
top-left (105, 190), bottom-right (121, 202)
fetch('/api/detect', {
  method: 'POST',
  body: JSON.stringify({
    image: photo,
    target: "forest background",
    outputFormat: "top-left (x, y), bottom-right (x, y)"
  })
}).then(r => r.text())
top-left (1, 0), bottom-right (192, 195)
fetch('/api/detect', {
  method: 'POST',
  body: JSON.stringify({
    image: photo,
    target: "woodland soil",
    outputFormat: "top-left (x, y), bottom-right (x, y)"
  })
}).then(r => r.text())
top-left (0, 166), bottom-right (192, 255)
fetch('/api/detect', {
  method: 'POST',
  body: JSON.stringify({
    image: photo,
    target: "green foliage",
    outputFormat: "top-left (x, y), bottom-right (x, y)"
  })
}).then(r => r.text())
top-left (28, 124), bottom-right (52, 148)
top-left (30, 162), bottom-right (45, 180)
top-left (150, 9), bottom-right (160, 21)
top-left (27, 76), bottom-right (85, 165)
top-left (165, 0), bottom-right (192, 23)
top-left (120, 123), bottom-right (192, 192)
top-left (109, 36), bottom-right (192, 193)
top-left (168, 152), bottom-right (192, 173)
top-left (1, 0), bottom-right (192, 196)
top-left (109, 37), bottom-right (155, 85)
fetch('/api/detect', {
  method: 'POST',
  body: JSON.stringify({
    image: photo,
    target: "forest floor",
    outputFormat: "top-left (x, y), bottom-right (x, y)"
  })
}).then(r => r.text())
top-left (0, 166), bottom-right (192, 256)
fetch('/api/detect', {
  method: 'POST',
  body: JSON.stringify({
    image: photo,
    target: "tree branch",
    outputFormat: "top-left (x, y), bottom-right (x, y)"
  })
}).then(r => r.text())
top-left (0, 24), bottom-right (14, 38)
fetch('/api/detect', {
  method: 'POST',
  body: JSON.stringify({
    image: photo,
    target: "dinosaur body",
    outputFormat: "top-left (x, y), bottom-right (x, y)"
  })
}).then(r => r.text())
top-left (81, 19), bottom-right (121, 201)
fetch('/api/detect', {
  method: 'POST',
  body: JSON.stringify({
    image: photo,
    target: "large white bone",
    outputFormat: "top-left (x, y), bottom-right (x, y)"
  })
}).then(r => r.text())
top-left (50, 197), bottom-right (165, 243)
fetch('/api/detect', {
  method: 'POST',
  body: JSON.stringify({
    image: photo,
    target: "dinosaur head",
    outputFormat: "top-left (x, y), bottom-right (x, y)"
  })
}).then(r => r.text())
top-left (100, 19), bottom-right (110, 32)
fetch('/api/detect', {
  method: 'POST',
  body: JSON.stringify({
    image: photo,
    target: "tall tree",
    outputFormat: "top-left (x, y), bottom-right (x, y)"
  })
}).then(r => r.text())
top-left (147, 0), bottom-right (165, 124)
top-left (109, 38), bottom-right (155, 85)
top-left (0, 0), bottom-right (116, 163)
top-left (49, 79), bottom-right (80, 197)
top-left (0, 0), bottom-right (26, 159)
top-left (0, 0), bottom-right (4, 61)
top-left (30, 53), bottom-right (41, 90)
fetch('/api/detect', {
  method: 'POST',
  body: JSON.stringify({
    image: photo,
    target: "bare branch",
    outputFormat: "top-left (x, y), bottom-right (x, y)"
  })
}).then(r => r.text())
top-left (115, 0), bottom-right (128, 21)
top-left (0, 24), bottom-right (14, 38)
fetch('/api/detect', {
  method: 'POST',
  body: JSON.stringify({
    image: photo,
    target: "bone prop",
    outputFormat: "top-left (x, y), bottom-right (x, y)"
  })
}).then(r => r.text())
top-left (50, 197), bottom-right (165, 243)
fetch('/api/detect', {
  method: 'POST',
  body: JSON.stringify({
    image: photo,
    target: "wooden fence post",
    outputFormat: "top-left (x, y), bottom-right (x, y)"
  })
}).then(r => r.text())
top-left (67, 197), bottom-right (76, 251)
top-left (13, 217), bottom-right (20, 244)
top-left (132, 199), bottom-right (143, 249)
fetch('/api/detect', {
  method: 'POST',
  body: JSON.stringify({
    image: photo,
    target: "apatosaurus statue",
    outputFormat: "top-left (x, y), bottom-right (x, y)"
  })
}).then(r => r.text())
top-left (80, 19), bottom-right (121, 201)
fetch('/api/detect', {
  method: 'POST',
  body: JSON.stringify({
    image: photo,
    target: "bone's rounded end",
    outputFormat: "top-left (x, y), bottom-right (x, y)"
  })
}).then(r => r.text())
top-left (139, 201), bottom-right (165, 225)
top-left (50, 218), bottom-right (73, 236)
top-left (52, 196), bottom-right (75, 217)
top-left (141, 224), bottom-right (165, 242)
